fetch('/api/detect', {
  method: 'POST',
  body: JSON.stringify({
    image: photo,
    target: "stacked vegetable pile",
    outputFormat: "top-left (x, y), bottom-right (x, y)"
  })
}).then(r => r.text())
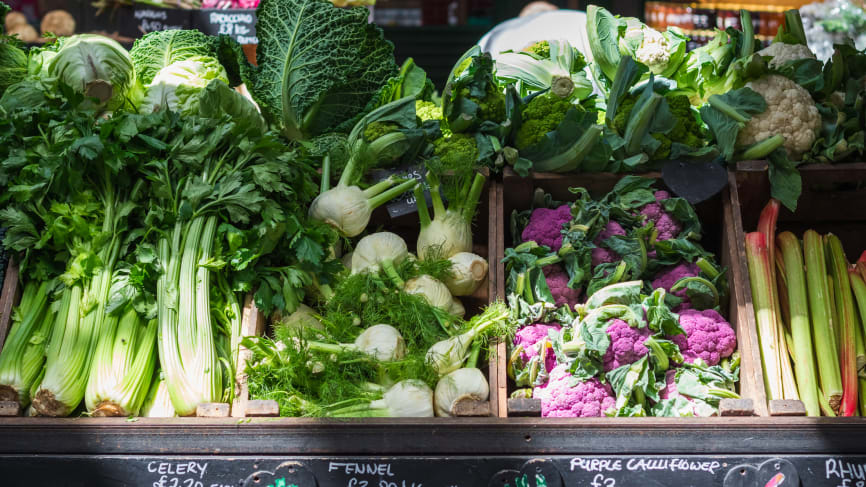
top-left (458, 6), bottom-right (866, 213)
top-left (0, 0), bottom-right (512, 418)
top-left (504, 177), bottom-right (739, 417)
top-left (746, 199), bottom-right (866, 417)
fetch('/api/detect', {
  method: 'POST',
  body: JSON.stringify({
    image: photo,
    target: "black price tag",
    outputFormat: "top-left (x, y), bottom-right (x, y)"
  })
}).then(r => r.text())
top-left (370, 164), bottom-right (428, 219)
top-left (132, 7), bottom-right (192, 34)
top-left (662, 159), bottom-right (729, 204)
top-left (194, 9), bottom-right (258, 45)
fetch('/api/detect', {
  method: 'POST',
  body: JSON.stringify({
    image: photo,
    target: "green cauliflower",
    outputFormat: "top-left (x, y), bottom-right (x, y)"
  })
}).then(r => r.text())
top-left (515, 93), bottom-right (574, 150)
top-left (416, 100), bottom-right (443, 122)
top-left (363, 121), bottom-right (399, 142)
top-left (433, 133), bottom-right (479, 171)
top-left (523, 40), bottom-right (551, 59)
top-left (460, 82), bottom-right (506, 124)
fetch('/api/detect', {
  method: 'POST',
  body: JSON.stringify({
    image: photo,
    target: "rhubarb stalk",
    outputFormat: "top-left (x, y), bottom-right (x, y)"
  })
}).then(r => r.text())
top-left (803, 230), bottom-right (843, 413)
top-left (778, 232), bottom-right (821, 415)
top-left (826, 234), bottom-right (859, 416)
top-left (746, 232), bottom-right (785, 400)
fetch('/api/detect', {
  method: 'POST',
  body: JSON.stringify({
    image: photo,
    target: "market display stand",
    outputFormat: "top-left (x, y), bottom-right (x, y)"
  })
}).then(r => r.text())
top-left (2, 167), bottom-right (866, 486)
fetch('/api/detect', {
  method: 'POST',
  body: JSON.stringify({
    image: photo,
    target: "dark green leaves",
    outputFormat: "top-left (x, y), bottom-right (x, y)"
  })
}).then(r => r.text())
top-left (247, 0), bottom-right (398, 140)
top-left (700, 87), bottom-right (767, 160)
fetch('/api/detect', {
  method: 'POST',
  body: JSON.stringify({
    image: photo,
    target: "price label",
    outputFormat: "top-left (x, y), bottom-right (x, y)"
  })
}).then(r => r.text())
top-left (133, 7), bottom-right (192, 34)
top-left (194, 9), bottom-right (258, 45)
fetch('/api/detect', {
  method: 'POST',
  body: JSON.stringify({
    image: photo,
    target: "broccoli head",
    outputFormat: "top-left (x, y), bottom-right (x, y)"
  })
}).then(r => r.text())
top-left (533, 364), bottom-right (616, 417)
top-left (515, 93), bottom-right (574, 150)
top-left (612, 94), bottom-right (638, 135)
top-left (613, 93), bottom-right (703, 161)
top-left (543, 264), bottom-right (582, 308)
top-left (591, 220), bottom-right (626, 267)
top-left (603, 318), bottom-right (650, 372)
top-left (416, 100), bottom-right (443, 123)
top-left (460, 81), bottom-right (506, 124)
top-left (432, 133), bottom-right (479, 171)
top-left (521, 204), bottom-right (572, 251)
top-left (670, 309), bottom-right (736, 366)
top-left (523, 40), bottom-right (551, 59)
top-left (640, 191), bottom-right (682, 241)
top-left (363, 121), bottom-right (399, 142)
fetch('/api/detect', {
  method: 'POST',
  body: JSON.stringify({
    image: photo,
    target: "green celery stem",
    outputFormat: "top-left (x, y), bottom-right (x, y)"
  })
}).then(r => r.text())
top-left (745, 232), bottom-right (785, 401)
top-left (741, 135), bottom-right (785, 160)
top-left (826, 234), bottom-right (859, 416)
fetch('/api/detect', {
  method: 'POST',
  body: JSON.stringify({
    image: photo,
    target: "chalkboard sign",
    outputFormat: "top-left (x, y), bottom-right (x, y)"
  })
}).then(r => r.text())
top-left (194, 9), bottom-right (258, 45)
top-left (132, 6), bottom-right (192, 34)
top-left (370, 163), bottom-right (429, 219)
top-left (4, 455), bottom-right (866, 487)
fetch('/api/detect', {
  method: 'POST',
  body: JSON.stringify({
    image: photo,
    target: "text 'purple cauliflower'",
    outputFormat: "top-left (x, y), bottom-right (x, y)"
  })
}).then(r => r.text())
top-left (603, 319), bottom-right (650, 372)
top-left (671, 309), bottom-right (736, 366)
top-left (514, 323), bottom-right (562, 373)
top-left (543, 264), bottom-right (581, 308)
top-left (533, 364), bottom-right (616, 417)
top-left (591, 220), bottom-right (626, 267)
top-left (640, 191), bottom-right (682, 241)
top-left (522, 205), bottom-right (572, 251)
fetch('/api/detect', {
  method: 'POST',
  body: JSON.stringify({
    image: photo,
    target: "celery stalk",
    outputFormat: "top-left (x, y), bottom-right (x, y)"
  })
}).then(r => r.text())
top-left (826, 234), bottom-right (859, 416)
top-left (778, 232), bottom-right (821, 415)
top-left (745, 232), bottom-right (785, 400)
top-left (0, 281), bottom-right (54, 406)
top-left (803, 230), bottom-right (843, 413)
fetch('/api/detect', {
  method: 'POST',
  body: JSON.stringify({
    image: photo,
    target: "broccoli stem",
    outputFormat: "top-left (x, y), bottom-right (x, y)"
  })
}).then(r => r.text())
top-left (368, 179), bottom-right (417, 210)
top-left (696, 258), bottom-right (721, 280)
top-left (740, 135), bottom-right (785, 160)
top-left (783, 9), bottom-right (809, 46)
top-left (707, 94), bottom-right (750, 123)
top-left (671, 276), bottom-right (721, 309)
top-left (461, 173), bottom-right (487, 224)
top-left (739, 10), bottom-right (755, 58)
top-left (321, 155), bottom-right (331, 193)
top-left (414, 184), bottom-right (432, 229)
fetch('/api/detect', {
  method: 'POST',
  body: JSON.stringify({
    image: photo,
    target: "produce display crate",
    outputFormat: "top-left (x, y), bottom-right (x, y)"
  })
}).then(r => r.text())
top-left (0, 178), bottom-right (501, 419)
top-left (731, 160), bottom-right (866, 417)
top-left (496, 167), bottom-right (766, 417)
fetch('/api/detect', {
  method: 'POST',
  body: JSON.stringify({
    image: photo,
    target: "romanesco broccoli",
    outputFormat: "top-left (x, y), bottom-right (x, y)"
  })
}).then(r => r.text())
top-left (523, 40), bottom-right (551, 58)
top-left (515, 94), bottom-right (575, 149)
top-left (433, 133), bottom-right (479, 171)
top-left (363, 121), bottom-right (399, 142)
top-left (614, 93), bottom-right (702, 160)
top-left (460, 82), bottom-right (506, 124)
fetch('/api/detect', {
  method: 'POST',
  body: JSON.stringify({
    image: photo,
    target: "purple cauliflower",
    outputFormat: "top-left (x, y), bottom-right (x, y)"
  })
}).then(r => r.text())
top-left (514, 323), bottom-right (562, 373)
top-left (652, 262), bottom-right (700, 311)
top-left (670, 309), bottom-right (736, 366)
top-left (603, 319), bottom-right (650, 372)
top-left (543, 264), bottom-right (581, 308)
top-left (521, 205), bottom-right (572, 251)
top-left (533, 364), bottom-right (616, 417)
top-left (640, 191), bottom-right (682, 241)
top-left (591, 220), bottom-right (626, 267)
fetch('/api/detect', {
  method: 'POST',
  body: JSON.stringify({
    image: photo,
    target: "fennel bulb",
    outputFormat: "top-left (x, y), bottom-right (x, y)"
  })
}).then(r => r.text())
top-left (444, 252), bottom-right (488, 296)
top-left (278, 304), bottom-right (324, 335)
top-left (405, 275), bottom-right (454, 312)
top-left (415, 171), bottom-right (486, 260)
top-left (304, 324), bottom-right (407, 362)
top-left (426, 302), bottom-right (510, 376)
top-left (434, 367), bottom-right (489, 417)
top-left (329, 380), bottom-right (434, 417)
top-left (310, 154), bottom-right (415, 237)
top-left (351, 232), bottom-right (409, 286)
top-left (449, 298), bottom-right (466, 318)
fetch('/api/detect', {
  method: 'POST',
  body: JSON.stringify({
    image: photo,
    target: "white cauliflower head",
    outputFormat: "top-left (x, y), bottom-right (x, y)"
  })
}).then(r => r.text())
top-left (633, 28), bottom-right (670, 74)
top-left (758, 42), bottom-right (817, 69)
top-left (736, 74), bottom-right (821, 160)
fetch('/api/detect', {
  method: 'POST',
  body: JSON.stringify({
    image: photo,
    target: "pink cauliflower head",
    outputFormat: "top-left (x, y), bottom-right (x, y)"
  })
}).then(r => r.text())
top-left (543, 264), bottom-right (581, 308)
top-left (533, 364), bottom-right (616, 417)
top-left (591, 220), bottom-right (626, 267)
top-left (670, 309), bottom-right (736, 366)
top-left (513, 323), bottom-right (562, 373)
top-left (521, 205), bottom-right (572, 251)
top-left (640, 191), bottom-right (682, 241)
top-left (652, 262), bottom-right (700, 297)
top-left (603, 319), bottom-right (650, 372)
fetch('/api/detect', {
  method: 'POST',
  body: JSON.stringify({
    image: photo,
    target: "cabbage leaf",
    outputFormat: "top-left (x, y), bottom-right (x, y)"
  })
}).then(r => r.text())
top-left (245, 0), bottom-right (398, 141)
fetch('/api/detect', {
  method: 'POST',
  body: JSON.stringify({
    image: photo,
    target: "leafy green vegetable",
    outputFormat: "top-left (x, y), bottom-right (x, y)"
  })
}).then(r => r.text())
top-left (495, 39), bottom-right (592, 100)
top-left (245, 0), bottom-right (398, 140)
top-left (139, 56), bottom-right (229, 115)
top-left (50, 34), bottom-right (136, 110)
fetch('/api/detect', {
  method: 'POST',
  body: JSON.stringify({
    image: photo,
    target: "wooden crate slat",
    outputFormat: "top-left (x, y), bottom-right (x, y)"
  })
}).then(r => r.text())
top-left (0, 257), bottom-right (20, 352)
top-left (230, 294), bottom-right (266, 418)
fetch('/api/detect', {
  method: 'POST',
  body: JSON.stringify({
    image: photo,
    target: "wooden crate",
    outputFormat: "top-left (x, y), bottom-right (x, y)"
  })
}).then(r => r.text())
top-left (731, 161), bottom-right (866, 416)
top-left (0, 178), bottom-right (501, 419)
top-left (496, 168), bottom-right (765, 417)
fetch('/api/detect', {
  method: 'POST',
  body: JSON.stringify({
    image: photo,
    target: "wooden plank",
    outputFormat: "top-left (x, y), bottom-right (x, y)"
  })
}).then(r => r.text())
top-left (719, 399), bottom-right (755, 417)
top-left (230, 295), bottom-right (266, 418)
top-left (769, 400), bottom-right (808, 417)
top-left (0, 401), bottom-right (20, 417)
top-left (485, 179), bottom-right (501, 419)
top-left (451, 397), bottom-right (490, 417)
top-left (725, 172), bottom-right (769, 416)
top-left (0, 257), bottom-right (20, 351)
top-left (507, 398), bottom-right (542, 417)
top-left (244, 400), bottom-right (279, 417)
top-left (196, 403), bottom-right (230, 418)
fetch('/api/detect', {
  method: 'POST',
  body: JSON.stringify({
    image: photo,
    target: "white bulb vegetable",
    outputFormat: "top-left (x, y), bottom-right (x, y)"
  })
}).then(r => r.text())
top-left (304, 324), bottom-right (406, 362)
top-left (448, 298), bottom-right (466, 318)
top-left (434, 368), bottom-right (489, 417)
top-left (373, 380), bottom-right (434, 417)
top-left (426, 303), bottom-right (509, 376)
top-left (414, 172), bottom-right (486, 260)
top-left (444, 252), bottom-right (488, 296)
top-left (405, 275), bottom-right (453, 312)
top-left (351, 232), bottom-right (409, 286)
